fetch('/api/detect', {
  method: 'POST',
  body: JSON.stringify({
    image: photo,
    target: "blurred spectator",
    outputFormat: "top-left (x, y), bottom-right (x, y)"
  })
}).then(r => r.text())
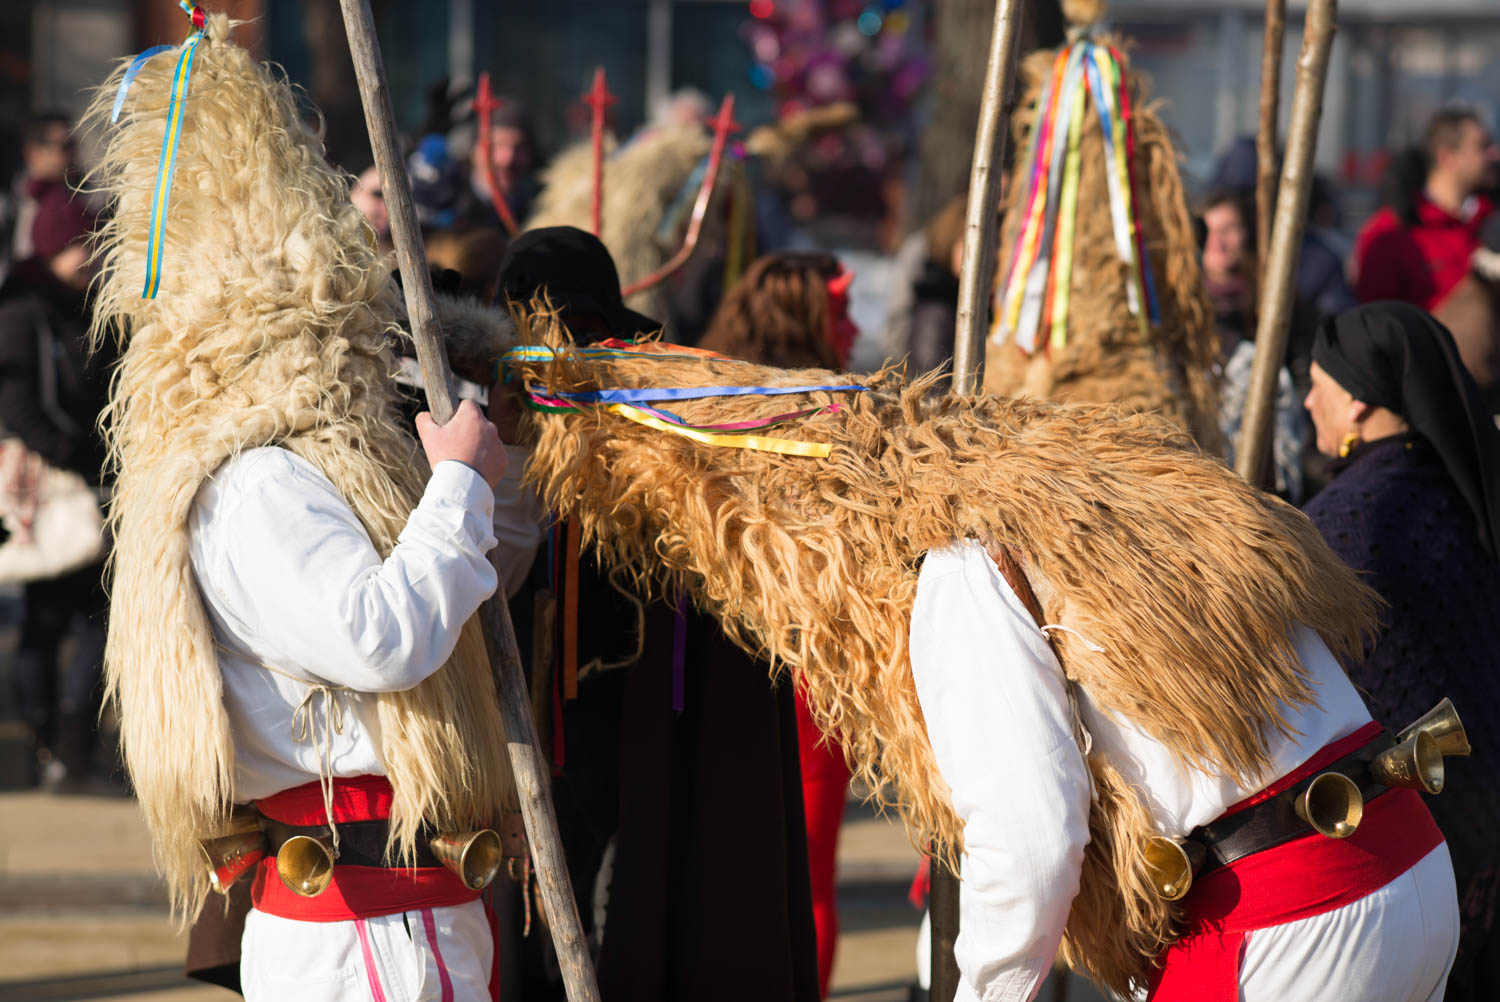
top-left (880, 193), bottom-right (966, 377)
top-left (10, 112), bottom-right (76, 266)
top-left (1353, 108), bottom-right (1499, 309)
top-left (464, 99), bottom-right (538, 229)
top-left (1433, 213), bottom-right (1500, 412)
top-left (424, 225), bottom-right (508, 303)
top-left (349, 164), bottom-right (391, 256)
top-left (649, 87), bottom-right (712, 132)
top-left (1302, 302), bottom-right (1500, 1000)
top-left (0, 174), bottom-right (112, 791)
top-left (698, 251), bottom-right (855, 369)
top-left (1200, 189), bottom-right (1313, 501)
top-left (1209, 136), bottom-right (1355, 319)
top-left (698, 249), bottom-right (858, 998)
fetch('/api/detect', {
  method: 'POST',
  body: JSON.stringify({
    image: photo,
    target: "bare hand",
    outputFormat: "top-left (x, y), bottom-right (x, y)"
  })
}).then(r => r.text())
top-left (416, 399), bottom-right (507, 489)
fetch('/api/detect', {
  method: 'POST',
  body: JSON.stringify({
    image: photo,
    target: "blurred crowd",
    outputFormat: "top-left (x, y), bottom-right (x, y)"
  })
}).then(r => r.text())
top-left (2, 58), bottom-right (1500, 999)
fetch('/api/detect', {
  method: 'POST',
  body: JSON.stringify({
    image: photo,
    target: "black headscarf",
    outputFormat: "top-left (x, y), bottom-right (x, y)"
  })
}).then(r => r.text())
top-left (1314, 302), bottom-right (1500, 556)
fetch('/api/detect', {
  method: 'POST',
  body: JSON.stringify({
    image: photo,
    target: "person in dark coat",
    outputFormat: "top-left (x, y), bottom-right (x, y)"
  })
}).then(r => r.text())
top-left (495, 227), bottom-right (820, 1002)
top-left (0, 174), bottom-right (112, 789)
top-left (1302, 301), bottom-right (1500, 1002)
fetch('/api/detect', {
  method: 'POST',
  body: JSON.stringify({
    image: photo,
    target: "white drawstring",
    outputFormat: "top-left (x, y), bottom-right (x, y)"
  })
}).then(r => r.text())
top-left (1040, 623), bottom-right (1107, 653)
top-left (289, 683), bottom-right (347, 857)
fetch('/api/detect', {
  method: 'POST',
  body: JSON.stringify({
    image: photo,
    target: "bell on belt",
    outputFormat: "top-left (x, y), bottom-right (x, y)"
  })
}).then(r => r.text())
top-left (1371, 731), bottom-right (1445, 794)
top-left (277, 834), bottom-right (336, 897)
top-left (1398, 698), bottom-right (1470, 758)
top-left (1294, 772), bottom-right (1363, 839)
top-left (430, 829), bottom-right (504, 891)
top-left (198, 812), bottom-right (267, 894)
top-left (1142, 836), bottom-right (1205, 901)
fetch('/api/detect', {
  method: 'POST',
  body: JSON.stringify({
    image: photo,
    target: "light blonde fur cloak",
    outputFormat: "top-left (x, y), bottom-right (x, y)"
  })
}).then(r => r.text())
top-left (497, 314), bottom-right (1378, 995)
top-left (85, 15), bottom-right (511, 920)
top-left (984, 23), bottom-right (1220, 450)
top-left (526, 124), bottom-right (736, 328)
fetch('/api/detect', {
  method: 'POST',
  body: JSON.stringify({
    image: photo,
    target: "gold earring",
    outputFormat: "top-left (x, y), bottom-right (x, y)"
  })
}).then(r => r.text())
top-left (1339, 431), bottom-right (1361, 458)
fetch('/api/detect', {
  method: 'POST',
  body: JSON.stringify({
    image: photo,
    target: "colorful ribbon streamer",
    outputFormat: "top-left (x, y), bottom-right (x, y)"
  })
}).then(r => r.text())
top-left (110, 45), bottom-right (173, 124)
top-left (993, 39), bottom-right (1162, 355)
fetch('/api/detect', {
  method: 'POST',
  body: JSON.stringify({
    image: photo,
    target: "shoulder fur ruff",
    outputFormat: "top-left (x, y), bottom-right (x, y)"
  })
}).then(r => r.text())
top-left (84, 15), bottom-right (513, 921)
top-left (985, 42), bottom-right (1221, 452)
top-left (506, 314), bottom-right (1377, 993)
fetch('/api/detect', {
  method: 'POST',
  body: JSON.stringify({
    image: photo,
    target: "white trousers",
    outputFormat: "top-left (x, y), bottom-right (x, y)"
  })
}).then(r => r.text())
top-left (241, 899), bottom-right (493, 1002)
top-left (1239, 843), bottom-right (1460, 1002)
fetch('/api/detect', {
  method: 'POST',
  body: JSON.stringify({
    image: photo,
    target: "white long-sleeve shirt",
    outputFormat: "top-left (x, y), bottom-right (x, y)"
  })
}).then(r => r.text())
top-left (909, 540), bottom-right (1393, 1002)
top-left (188, 446), bottom-right (502, 801)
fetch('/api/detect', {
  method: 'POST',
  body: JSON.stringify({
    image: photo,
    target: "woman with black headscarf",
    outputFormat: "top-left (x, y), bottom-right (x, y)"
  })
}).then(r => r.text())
top-left (1303, 301), bottom-right (1500, 1001)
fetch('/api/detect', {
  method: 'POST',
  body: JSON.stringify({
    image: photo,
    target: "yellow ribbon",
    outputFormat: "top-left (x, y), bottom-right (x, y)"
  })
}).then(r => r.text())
top-left (608, 403), bottom-right (832, 457)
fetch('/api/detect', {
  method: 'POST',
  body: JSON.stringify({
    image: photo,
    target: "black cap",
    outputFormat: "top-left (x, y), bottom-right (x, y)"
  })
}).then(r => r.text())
top-left (495, 225), bottom-right (660, 338)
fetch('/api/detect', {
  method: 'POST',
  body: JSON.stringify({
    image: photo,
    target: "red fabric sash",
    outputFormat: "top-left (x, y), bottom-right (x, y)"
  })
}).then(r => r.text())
top-left (1149, 727), bottom-right (1445, 1001)
top-left (251, 775), bottom-right (480, 922)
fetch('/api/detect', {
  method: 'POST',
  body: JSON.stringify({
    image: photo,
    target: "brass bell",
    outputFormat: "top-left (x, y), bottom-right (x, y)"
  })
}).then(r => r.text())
top-left (1398, 698), bottom-right (1470, 758)
top-left (276, 834), bottom-right (336, 897)
top-left (430, 829), bottom-right (504, 891)
top-left (1293, 772), bottom-right (1363, 839)
top-left (1142, 836), bottom-right (1205, 901)
top-left (199, 824), bottom-right (267, 895)
top-left (1370, 731), bottom-right (1445, 794)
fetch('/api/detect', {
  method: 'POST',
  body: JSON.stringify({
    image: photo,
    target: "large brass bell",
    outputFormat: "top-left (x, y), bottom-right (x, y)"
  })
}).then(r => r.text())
top-left (1398, 698), bottom-right (1470, 758)
top-left (198, 812), bottom-right (267, 894)
top-left (1370, 731), bottom-right (1445, 794)
top-left (430, 829), bottom-right (504, 891)
top-left (1142, 836), bottom-right (1205, 901)
top-left (277, 834), bottom-right (336, 897)
top-left (1293, 772), bottom-right (1363, 839)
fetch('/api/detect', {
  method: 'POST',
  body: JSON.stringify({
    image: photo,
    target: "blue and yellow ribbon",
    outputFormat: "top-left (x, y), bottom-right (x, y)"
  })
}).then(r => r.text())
top-left (112, 2), bottom-right (206, 300)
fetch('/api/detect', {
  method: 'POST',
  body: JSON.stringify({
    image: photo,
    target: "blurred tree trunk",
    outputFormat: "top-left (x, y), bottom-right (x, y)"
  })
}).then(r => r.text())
top-left (908, 0), bottom-right (1064, 231)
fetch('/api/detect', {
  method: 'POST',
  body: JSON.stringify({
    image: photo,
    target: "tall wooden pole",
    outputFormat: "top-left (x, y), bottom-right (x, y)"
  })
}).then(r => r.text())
top-left (1236, 0), bottom-right (1338, 487)
top-left (1256, 0), bottom-right (1286, 288)
top-left (950, 0), bottom-right (1025, 396)
top-left (335, 2), bottom-right (602, 999)
top-left (936, 3), bottom-right (1025, 997)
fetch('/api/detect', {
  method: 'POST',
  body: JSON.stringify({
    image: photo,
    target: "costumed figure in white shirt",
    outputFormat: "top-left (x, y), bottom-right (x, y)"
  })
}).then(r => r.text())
top-left (87, 13), bottom-right (517, 1000)
top-left (984, 0), bottom-right (1220, 451)
top-left (498, 317), bottom-right (1464, 1002)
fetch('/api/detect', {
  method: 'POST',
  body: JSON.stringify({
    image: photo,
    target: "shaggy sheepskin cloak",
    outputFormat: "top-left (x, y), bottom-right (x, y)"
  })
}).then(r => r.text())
top-left (984, 3), bottom-right (1220, 450)
top-left (498, 314), bottom-right (1377, 994)
top-left (86, 15), bottom-right (512, 920)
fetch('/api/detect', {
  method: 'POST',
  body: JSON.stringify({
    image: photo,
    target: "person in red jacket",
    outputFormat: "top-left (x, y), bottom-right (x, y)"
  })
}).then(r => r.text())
top-left (1354, 108), bottom-right (1498, 310)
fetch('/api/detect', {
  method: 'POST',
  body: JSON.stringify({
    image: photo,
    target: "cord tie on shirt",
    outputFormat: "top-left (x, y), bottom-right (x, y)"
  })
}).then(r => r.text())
top-left (289, 683), bottom-right (347, 857)
top-left (1040, 623), bottom-right (1107, 653)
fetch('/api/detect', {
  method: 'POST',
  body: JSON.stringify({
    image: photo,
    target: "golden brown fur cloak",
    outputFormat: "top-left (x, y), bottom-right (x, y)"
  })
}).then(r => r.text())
top-left (502, 315), bottom-right (1377, 994)
top-left (85, 15), bottom-right (511, 920)
top-left (985, 33), bottom-right (1220, 451)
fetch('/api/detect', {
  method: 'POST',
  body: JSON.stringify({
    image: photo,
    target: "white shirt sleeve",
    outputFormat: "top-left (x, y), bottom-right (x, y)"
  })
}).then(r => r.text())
top-left (909, 541), bottom-right (1092, 1002)
top-left (190, 448), bottom-right (499, 693)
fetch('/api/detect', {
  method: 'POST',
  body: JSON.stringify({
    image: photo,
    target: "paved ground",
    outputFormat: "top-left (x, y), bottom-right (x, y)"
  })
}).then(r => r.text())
top-left (0, 778), bottom-right (1109, 1001)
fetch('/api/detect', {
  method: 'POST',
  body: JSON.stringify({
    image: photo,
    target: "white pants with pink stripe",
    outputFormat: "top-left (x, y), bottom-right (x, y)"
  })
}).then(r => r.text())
top-left (240, 901), bottom-right (492, 1002)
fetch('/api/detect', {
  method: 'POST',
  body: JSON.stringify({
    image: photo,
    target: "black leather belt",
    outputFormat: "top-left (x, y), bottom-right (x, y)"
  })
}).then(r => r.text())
top-left (261, 812), bottom-right (529, 870)
top-left (1186, 729), bottom-right (1396, 876)
top-left (263, 818), bottom-right (446, 869)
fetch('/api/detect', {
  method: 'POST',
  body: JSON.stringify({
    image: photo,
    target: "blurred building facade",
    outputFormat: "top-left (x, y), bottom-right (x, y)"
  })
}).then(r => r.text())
top-left (5, 0), bottom-right (1499, 231)
top-left (1111, 0), bottom-right (1500, 224)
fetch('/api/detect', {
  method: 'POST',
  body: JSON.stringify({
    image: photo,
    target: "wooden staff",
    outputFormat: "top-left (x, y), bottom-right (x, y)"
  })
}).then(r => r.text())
top-left (335, 2), bottom-right (602, 999)
top-left (950, 0), bottom-right (1025, 397)
top-left (936, 3), bottom-right (1025, 996)
top-left (1236, 0), bottom-right (1338, 487)
top-left (1256, 0), bottom-right (1286, 287)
